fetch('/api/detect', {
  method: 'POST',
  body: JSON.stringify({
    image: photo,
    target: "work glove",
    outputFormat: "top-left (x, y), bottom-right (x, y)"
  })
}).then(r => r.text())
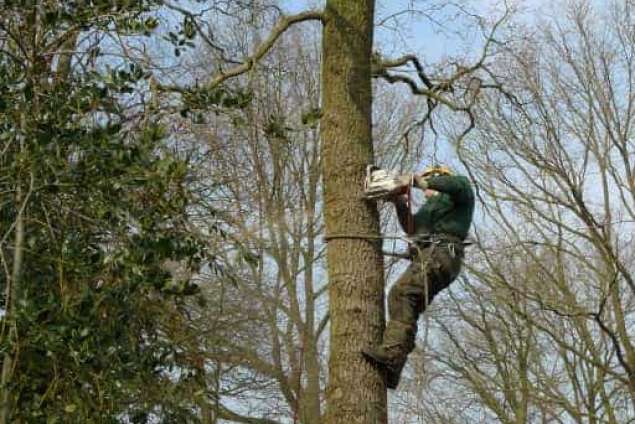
top-left (413, 174), bottom-right (428, 190)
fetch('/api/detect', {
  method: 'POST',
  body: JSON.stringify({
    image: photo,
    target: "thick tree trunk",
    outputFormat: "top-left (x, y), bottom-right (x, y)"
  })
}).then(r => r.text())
top-left (321, 1), bottom-right (387, 423)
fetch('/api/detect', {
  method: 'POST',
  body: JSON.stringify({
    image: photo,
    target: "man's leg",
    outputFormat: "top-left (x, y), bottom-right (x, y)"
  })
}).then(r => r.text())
top-left (363, 246), bottom-right (463, 388)
top-left (362, 259), bottom-right (424, 389)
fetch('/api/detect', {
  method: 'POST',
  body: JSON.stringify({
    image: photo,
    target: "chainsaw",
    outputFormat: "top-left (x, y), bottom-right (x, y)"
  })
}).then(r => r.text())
top-left (363, 165), bottom-right (411, 200)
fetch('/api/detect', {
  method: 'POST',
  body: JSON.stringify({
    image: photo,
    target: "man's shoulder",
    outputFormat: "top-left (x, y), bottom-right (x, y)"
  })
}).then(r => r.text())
top-left (428, 174), bottom-right (470, 183)
top-left (435, 174), bottom-right (473, 190)
top-left (452, 175), bottom-right (475, 203)
top-left (451, 174), bottom-right (472, 188)
top-left (453, 174), bottom-right (471, 184)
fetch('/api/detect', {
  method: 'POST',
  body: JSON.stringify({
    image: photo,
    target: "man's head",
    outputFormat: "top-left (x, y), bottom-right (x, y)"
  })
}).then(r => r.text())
top-left (420, 165), bottom-right (453, 198)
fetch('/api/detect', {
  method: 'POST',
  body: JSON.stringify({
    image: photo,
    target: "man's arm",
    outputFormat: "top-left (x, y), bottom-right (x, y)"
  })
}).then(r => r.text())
top-left (389, 195), bottom-right (414, 234)
top-left (414, 175), bottom-right (473, 204)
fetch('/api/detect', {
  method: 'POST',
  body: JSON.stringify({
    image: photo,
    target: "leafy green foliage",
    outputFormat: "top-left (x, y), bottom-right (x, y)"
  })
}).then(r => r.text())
top-left (180, 86), bottom-right (253, 118)
top-left (0, 2), bottom-right (226, 422)
top-left (301, 107), bottom-right (322, 129)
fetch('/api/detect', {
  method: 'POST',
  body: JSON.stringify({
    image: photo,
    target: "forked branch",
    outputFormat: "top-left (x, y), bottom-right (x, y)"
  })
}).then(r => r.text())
top-left (372, 3), bottom-right (514, 152)
top-left (161, 10), bottom-right (324, 93)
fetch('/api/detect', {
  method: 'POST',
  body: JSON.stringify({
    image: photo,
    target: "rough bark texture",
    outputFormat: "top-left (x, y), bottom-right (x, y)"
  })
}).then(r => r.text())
top-left (321, 1), bottom-right (387, 423)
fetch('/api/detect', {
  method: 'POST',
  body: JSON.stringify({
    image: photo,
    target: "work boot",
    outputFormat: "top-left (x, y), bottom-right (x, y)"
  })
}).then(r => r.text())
top-left (361, 345), bottom-right (406, 389)
top-left (362, 320), bottom-right (415, 389)
top-left (386, 360), bottom-right (406, 389)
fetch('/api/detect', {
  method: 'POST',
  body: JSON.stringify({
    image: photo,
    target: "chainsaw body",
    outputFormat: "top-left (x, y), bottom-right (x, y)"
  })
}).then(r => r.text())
top-left (363, 165), bottom-right (411, 200)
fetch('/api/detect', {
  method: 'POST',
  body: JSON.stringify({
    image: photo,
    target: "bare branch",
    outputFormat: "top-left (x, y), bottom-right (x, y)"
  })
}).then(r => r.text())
top-left (372, 2), bottom-right (512, 126)
top-left (316, 312), bottom-right (329, 339)
top-left (217, 403), bottom-right (281, 424)
top-left (160, 10), bottom-right (324, 93)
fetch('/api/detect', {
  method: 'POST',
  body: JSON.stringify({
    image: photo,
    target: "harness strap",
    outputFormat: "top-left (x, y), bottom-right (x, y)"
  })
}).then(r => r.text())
top-left (406, 174), bottom-right (414, 236)
top-left (323, 233), bottom-right (410, 242)
top-left (324, 233), bottom-right (472, 246)
top-left (325, 233), bottom-right (471, 264)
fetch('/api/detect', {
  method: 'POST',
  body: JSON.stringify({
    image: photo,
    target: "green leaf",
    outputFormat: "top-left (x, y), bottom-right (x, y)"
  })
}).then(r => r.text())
top-left (183, 17), bottom-right (196, 39)
top-left (301, 107), bottom-right (322, 128)
top-left (144, 17), bottom-right (159, 30)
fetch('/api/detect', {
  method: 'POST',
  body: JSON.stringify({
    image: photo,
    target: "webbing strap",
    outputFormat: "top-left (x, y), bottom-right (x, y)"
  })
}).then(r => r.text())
top-left (406, 174), bottom-right (414, 236)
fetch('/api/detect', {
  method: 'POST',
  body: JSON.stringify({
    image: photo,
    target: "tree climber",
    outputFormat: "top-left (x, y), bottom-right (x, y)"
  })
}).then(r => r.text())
top-left (362, 165), bottom-right (475, 389)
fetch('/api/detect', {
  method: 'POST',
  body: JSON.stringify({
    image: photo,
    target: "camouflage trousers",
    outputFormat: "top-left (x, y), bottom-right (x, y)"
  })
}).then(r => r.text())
top-left (382, 239), bottom-right (464, 366)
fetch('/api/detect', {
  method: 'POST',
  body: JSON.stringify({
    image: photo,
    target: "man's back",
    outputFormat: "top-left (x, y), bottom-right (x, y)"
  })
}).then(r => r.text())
top-left (413, 175), bottom-right (474, 240)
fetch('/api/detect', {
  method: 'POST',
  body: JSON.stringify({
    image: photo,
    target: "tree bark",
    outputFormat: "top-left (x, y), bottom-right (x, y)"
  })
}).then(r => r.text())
top-left (321, 1), bottom-right (387, 423)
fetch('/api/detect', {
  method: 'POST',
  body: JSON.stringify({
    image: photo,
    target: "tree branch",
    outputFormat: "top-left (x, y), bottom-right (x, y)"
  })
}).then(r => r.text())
top-left (316, 311), bottom-right (329, 339)
top-left (593, 276), bottom-right (634, 381)
top-left (160, 10), bottom-right (324, 93)
top-left (162, 1), bottom-right (240, 64)
top-left (217, 403), bottom-right (281, 424)
top-left (372, 3), bottom-right (512, 114)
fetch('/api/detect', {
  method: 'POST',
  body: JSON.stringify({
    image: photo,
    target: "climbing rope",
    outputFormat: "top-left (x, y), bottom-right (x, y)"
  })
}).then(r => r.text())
top-left (323, 232), bottom-right (472, 260)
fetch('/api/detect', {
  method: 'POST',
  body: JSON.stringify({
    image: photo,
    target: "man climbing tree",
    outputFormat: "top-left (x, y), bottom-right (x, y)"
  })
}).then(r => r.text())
top-left (151, 0), bottom-right (505, 420)
top-left (362, 165), bottom-right (475, 389)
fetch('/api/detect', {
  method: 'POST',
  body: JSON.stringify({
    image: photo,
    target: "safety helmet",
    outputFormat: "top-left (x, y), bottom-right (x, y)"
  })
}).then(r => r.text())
top-left (421, 165), bottom-right (453, 178)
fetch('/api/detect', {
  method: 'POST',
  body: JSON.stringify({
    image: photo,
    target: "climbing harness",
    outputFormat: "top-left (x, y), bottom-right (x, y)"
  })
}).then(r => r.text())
top-left (324, 231), bottom-right (472, 260)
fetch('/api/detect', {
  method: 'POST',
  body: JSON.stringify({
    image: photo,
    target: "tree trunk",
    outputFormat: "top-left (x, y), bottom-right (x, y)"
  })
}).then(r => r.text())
top-left (321, 1), bottom-right (387, 423)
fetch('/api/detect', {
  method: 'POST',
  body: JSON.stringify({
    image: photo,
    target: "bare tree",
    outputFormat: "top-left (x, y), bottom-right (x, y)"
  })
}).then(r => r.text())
top-left (153, 1), bottom-right (514, 422)
top-left (167, 23), bottom-right (327, 423)
top-left (397, 1), bottom-right (635, 422)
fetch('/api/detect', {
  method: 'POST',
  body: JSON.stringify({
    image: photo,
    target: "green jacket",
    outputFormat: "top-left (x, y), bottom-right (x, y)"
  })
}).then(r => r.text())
top-left (408, 175), bottom-right (474, 240)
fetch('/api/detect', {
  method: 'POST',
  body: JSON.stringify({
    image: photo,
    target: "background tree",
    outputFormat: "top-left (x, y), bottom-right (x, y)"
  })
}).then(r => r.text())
top-left (0, 0), bottom-right (516, 422)
top-left (395, 1), bottom-right (635, 422)
top-left (0, 2), bottom-right (237, 421)
top-left (188, 25), bottom-right (327, 423)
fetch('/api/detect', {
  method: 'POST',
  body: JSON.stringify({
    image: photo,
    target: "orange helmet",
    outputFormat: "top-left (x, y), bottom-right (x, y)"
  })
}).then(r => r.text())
top-left (421, 165), bottom-right (453, 178)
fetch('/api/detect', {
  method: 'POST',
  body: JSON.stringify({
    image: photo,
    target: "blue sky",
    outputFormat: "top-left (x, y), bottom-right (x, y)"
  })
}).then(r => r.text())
top-left (279, 0), bottom-right (551, 62)
top-left (276, 0), bottom-right (565, 173)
